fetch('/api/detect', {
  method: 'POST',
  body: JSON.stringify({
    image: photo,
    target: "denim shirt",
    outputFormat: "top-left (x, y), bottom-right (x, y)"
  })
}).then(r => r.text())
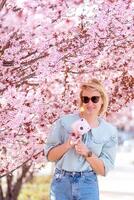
top-left (45, 113), bottom-right (118, 175)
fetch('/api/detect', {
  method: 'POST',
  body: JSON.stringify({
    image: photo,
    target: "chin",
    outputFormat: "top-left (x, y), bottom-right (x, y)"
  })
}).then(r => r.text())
top-left (87, 109), bottom-right (98, 115)
top-left (86, 109), bottom-right (94, 114)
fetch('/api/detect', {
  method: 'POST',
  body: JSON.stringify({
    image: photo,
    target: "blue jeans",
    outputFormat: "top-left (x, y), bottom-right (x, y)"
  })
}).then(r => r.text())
top-left (50, 168), bottom-right (99, 200)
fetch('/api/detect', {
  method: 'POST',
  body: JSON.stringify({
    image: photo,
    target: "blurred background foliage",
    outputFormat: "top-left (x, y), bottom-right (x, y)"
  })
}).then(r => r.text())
top-left (18, 175), bottom-right (51, 200)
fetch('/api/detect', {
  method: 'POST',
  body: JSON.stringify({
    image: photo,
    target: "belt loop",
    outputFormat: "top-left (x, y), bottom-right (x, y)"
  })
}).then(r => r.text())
top-left (61, 169), bottom-right (63, 175)
top-left (62, 169), bottom-right (65, 176)
top-left (72, 172), bottom-right (75, 176)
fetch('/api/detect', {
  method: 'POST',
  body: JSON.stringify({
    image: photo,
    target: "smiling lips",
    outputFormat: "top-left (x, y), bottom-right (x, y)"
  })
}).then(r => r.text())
top-left (87, 106), bottom-right (95, 111)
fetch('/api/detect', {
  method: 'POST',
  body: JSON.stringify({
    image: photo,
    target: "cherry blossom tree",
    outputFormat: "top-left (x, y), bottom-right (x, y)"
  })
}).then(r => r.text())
top-left (0, 0), bottom-right (134, 199)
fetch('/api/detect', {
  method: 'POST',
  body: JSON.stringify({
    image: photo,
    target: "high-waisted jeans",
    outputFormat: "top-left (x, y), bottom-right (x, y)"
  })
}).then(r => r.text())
top-left (50, 168), bottom-right (99, 200)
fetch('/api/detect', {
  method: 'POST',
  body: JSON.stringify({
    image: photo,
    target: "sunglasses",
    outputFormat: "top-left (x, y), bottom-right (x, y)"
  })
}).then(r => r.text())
top-left (81, 96), bottom-right (100, 104)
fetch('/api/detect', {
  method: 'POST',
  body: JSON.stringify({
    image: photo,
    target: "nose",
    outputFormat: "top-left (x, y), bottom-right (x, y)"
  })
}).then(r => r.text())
top-left (87, 100), bottom-right (94, 106)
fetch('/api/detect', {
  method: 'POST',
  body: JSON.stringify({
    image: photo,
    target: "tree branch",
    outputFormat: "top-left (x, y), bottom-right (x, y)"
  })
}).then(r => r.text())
top-left (0, 32), bottom-right (17, 56)
top-left (21, 52), bottom-right (49, 66)
top-left (0, 0), bottom-right (7, 12)
top-left (0, 150), bottom-right (44, 178)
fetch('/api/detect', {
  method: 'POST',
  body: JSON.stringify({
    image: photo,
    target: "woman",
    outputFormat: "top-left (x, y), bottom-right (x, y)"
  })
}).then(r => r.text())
top-left (45, 78), bottom-right (118, 200)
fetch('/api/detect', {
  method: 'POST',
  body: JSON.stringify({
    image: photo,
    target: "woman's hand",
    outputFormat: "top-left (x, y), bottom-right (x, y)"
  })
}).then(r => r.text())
top-left (66, 133), bottom-right (81, 149)
top-left (75, 141), bottom-right (90, 157)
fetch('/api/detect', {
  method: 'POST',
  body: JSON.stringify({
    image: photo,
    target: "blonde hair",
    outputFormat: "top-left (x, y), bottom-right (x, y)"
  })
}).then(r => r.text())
top-left (79, 79), bottom-right (109, 116)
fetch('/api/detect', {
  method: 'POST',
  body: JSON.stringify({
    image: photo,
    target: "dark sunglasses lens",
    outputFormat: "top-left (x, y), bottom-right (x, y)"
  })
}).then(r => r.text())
top-left (82, 96), bottom-right (89, 103)
top-left (82, 96), bottom-right (100, 104)
top-left (91, 96), bottom-right (100, 103)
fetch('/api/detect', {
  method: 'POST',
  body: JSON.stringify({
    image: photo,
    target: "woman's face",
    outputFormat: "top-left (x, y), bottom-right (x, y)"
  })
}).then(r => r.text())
top-left (81, 88), bottom-right (103, 116)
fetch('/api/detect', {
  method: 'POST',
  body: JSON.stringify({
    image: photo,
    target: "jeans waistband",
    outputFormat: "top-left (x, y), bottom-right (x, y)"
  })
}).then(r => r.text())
top-left (55, 168), bottom-right (94, 177)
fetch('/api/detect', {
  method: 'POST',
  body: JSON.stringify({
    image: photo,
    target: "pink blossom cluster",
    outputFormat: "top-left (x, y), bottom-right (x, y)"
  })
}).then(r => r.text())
top-left (0, 0), bottom-right (134, 177)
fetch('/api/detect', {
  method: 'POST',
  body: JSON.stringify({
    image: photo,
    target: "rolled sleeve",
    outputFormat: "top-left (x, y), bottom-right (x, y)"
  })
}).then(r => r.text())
top-left (99, 130), bottom-right (118, 176)
top-left (44, 119), bottom-right (63, 161)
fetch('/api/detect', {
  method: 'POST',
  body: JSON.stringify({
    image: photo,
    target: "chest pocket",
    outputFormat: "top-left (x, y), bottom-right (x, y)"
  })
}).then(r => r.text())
top-left (84, 131), bottom-right (108, 156)
top-left (91, 129), bottom-right (110, 144)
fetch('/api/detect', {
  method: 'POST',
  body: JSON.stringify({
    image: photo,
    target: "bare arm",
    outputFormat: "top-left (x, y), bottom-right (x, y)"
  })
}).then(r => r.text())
top-left (75, 142), bottom-right (105, 176)
top-left (47, 136), bottom-right (75, 161)
top-left (85, 154), bottom-right (105, 176)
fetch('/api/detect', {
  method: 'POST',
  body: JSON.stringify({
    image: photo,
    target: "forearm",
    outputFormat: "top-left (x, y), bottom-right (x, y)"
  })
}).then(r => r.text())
top-left (47, 142), bottom-right (71, 161)
top-left (85, 153), bottom-right (105, 176)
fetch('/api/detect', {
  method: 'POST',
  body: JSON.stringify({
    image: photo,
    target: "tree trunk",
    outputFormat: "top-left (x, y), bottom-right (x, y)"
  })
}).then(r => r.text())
top-left (5, 175), bottom-right (13, 200)
top-left (11, 164), bottom-right (32, 200)
top-left (0, 164), bottom-right (33, 200)
top-left (0, 181), bottom-right (4, 200)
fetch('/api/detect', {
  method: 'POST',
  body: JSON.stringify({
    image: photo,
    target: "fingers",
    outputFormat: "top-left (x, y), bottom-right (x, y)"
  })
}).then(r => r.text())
top-left (69, 132), bottom-right (81, 146)
top-left (67, 132), bottom-right (82, 149)
top-left (75, 143), bottom-right (89, 156)
top-left (68, 135), bottom-right (78, 147)
top-left (75, 144), bottom-right (79, 151)
top-left (75, 144), bottom-right (82, 153)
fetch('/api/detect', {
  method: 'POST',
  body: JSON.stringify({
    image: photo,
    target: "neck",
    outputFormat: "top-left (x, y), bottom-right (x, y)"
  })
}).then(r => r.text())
top-left (79, 112), bottom-right (99, 128)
